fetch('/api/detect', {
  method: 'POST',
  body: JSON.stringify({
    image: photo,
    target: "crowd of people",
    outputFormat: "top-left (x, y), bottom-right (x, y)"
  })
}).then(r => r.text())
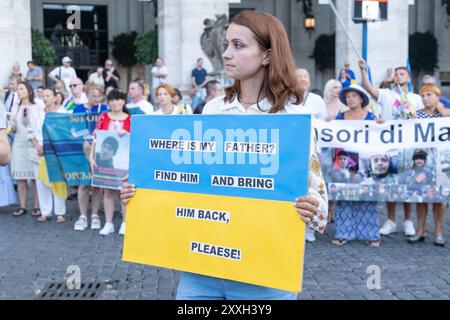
top-left (0, 9), bottom-right (449, 300)
top-left (0, 27), bottom-right (449, 249)
top-left (299, 61), bottom-right (449, 248)
top-left (0, 54), bottom-right (224, 236)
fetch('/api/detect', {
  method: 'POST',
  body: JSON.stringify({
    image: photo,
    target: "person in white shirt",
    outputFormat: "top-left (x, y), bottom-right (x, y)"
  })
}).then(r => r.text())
top-left (295, 67), bottom-right (327, 242)
top-left (359, 60), bottom-right (423, 120)
top-left (323, 79), bottom-right (348, 120)
top-left (48, 56), bottom-right (77, 93)
top-left (27, 88), bottom-right (66, 223)
top-left (88, 67), bottom-right (105, 88)
top-left (295, 68), bottom-right (328, 120)
top-left (359, 59), bottom-right (420, 237)
top-left (126, 81), bottom-right (154, 114)
top-left (121, 10), bottom-right (328, 301)
top-left (151, 58), bottom-right (168, 91)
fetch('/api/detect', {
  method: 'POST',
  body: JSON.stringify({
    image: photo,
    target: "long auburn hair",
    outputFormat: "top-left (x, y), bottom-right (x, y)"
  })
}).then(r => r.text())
top-left (224, 11), bottom-right (303, 113)
top-left (18, 81), bottom-right (35, 105)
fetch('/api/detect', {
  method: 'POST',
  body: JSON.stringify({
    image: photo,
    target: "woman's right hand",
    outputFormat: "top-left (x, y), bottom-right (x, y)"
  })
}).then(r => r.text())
top-left (89, 159), bottom-right (96, 174)
top-left (121, 182), bottom-right (136, 206)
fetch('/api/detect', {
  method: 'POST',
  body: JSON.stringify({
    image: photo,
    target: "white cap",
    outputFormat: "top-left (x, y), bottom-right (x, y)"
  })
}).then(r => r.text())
top-left (62, 56), bottom-right (72, 63)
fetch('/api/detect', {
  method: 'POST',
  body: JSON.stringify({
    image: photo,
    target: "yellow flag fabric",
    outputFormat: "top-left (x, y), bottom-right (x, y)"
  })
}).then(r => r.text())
top-left (123, 189), bottom-right (305, 292)
top-left (37, 157), bottom-right (68, 200)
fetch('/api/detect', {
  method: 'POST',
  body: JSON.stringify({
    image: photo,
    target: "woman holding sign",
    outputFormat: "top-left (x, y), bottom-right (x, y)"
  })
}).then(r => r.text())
top-left (90, 89), bottom-right (130, 236)
top-left (121, 11), bottom-right (328, 300)
top-left (73, 83), bottom-right (107, 231)
top-left (331, 84), bottom-right (381, 248)
top-left (408, 85), bottom-right (448, 247)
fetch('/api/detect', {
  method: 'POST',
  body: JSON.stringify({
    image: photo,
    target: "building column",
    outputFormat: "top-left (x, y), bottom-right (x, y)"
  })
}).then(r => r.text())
top-left (157, 0), bottom-right (229, 91)
top-left (434, 0), bottom-right (450, 96)
top-left (0, 0), bottom-right (32, 87)
top-left (335, 0), bottom-right (410, 86)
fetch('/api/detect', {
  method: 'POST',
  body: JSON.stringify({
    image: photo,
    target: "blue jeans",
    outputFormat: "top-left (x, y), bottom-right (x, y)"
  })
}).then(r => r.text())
top-left (176, 272), bottom-right (298, 300)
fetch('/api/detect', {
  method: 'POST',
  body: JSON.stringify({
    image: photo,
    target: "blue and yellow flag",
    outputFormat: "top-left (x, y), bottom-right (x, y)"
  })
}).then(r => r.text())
top-left (43, 112), bottom-right (100, 186)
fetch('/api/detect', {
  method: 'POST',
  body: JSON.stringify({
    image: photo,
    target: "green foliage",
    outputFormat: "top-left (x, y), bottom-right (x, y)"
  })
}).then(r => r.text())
top-left (134, 30), bottom-right (158, 65)
top-left (111, 32), bottom-right (138, 67)
top-left (31, 29), bottom-right (55, 66)
top-left (310, 33), bottom-right (335, 71)
top-left (409, 31), bottom-right (438, 73)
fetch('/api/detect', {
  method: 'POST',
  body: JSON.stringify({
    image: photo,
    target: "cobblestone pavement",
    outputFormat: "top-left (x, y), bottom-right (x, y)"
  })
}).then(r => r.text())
top-left (0, 196), bottom-right (449, 300)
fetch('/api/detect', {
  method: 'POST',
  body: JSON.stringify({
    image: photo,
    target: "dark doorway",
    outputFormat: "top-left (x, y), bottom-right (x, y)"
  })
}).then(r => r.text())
top-left (43, 3), bottom-right (108, 81)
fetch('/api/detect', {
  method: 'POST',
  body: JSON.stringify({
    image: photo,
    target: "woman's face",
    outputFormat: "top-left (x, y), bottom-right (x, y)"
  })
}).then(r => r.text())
top-left (87, 89), bottom-right (101, 106)
top-left (371, 155), bottom-right (390, 174)
top-left (332, 83), bottom-right (342, 98)
top-left (421, 92), bottom-right (439, 109)
top-left (42, 89), bottom-right (57, 107)
top-left (222, 23), bottom-right (268, 81)
top-left (345, 91), bottom-right (363, 109)
top-left (157, 88), bottom-right (172, 106)
top-left (17, 84), bottom-right (29, 100)
top-left (109, 99), bottom-right (125, 113)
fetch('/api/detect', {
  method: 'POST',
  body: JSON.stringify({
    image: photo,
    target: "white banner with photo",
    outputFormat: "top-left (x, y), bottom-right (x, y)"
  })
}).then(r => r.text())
top-left (314, 118), bottom-right (450, 203)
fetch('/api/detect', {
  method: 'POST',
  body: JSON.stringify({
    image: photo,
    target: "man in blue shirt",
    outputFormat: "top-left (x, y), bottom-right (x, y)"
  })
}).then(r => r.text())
top-left (191, 58), bottom-right (209, 109)
top-left (191, 58), bottom-right (208, 88)
top-left (338, 61), bottom-right (356, 89)
top-left (344, 61), bottom-right (356, 80)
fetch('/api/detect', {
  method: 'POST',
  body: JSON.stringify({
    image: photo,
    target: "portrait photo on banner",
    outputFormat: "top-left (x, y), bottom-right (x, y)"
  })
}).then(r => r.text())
top-left (92, 130), bottom-right (129, 190)
top-left (323, 147), bottom-right (446, 203)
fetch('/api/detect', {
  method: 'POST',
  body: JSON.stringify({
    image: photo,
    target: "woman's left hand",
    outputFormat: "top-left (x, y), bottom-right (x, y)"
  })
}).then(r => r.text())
top-left (293, 194), bottom-right (320, 224)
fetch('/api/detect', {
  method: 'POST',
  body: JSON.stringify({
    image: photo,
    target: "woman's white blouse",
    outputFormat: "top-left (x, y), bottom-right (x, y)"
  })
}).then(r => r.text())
top-left (202, 96), bottom-right (328, 233)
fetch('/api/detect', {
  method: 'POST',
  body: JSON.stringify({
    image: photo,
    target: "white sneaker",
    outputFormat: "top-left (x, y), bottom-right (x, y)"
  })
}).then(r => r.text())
top-left (403, 220), bottom-right (416, 236)
top-left (119, 222), bottom-right (125, 235)
top-left (305, 226), bottom-right (316, 242)
top-left (380, 219), bottom-right (397, 235)
top-left (91, 215), bottom-right (101, 230)
top-left (74, 216), bottom-right (88, 231)
top-left (99, 222), bottom-right (115, 235)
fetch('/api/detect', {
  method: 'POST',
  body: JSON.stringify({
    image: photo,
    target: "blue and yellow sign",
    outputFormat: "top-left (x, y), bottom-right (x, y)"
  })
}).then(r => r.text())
top-left (123, 114), bottom-right (311, 292)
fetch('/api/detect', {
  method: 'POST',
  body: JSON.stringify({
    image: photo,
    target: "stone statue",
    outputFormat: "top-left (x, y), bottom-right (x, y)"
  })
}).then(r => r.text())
top-left (200, 14), bottom-right (228, 75)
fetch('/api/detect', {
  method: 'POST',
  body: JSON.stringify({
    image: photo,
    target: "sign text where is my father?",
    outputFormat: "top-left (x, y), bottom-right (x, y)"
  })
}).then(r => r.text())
top-left (148, 121), bottom-right (280, 175)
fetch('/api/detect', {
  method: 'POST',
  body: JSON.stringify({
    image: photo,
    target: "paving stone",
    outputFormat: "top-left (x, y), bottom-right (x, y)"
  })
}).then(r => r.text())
top-left (1, 197), bottom-right (450, 299)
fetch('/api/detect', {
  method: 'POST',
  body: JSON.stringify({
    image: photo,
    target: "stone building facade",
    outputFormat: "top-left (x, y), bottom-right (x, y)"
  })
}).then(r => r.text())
top-left (1, 0), bottom-right (449, 95)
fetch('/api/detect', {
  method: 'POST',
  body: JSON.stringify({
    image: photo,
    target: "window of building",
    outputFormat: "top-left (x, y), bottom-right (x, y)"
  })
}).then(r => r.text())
top-left (43, 3), bottom-right (108, 79)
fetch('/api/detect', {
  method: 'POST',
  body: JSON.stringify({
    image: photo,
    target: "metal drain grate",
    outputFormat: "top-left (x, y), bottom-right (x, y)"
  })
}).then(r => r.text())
top-left (36, 282), bottom-right (107, 300)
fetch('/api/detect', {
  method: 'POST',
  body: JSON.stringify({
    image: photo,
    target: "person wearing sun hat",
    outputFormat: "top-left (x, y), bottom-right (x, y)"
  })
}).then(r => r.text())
top-left (48, 56), bottom-right (77, 93)
top-left (332, 83), bottom-right (381, 248)
top-left (336, 84), bottom-right (373, 119)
